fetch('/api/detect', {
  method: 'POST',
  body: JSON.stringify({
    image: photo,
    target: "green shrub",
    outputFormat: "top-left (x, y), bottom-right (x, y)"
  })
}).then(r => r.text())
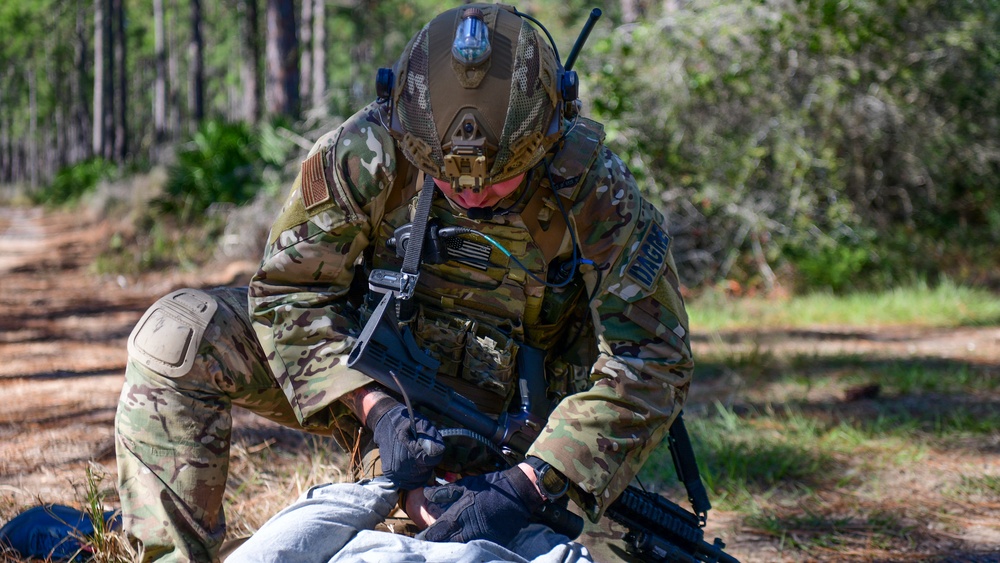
top-left (161, 120), bottom-right (291, 219)
top-left (586, 0), bottom-right (1000, 292)
top-left (33, 158), bottom-right (117, 206)
top-left (783, 225), bottom-right (878, 292)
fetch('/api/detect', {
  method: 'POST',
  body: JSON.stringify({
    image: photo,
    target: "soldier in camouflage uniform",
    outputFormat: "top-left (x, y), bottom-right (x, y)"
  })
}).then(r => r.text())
top-left (115, 4), bottom-right (693, 561)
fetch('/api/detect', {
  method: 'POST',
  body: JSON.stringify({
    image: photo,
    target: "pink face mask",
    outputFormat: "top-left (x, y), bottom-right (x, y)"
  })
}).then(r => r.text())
top-left (433, 173), bottom-right (526, 209)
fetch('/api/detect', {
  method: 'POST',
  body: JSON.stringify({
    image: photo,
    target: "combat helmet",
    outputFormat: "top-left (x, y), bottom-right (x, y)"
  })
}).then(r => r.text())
top-left (377, 4), bottom-right (579, 193)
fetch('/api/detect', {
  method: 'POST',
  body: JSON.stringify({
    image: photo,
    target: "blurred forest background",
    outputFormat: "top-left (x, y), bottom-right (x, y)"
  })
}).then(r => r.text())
top-left (1, 2), bottom-right (998, 561)
top-left (0, 0), bottom-right (998, 294)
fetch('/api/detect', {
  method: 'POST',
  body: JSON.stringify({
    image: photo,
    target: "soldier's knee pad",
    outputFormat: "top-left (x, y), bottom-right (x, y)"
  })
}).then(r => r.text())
top-left (128, 288), bottom-right (219, 378)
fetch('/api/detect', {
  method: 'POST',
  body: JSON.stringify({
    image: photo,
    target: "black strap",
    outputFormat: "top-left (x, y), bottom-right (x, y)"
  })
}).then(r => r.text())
top-left (391, 173), bottom-right (436, 320)
top-left (401, 173), bottom-right (436, 277)
top-left (668, 411), bottom-right (712, 525)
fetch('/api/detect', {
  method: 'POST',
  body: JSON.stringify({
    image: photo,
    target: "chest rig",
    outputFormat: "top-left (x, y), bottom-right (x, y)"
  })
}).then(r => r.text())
top-left (362, 119), bottom-right (605, 416)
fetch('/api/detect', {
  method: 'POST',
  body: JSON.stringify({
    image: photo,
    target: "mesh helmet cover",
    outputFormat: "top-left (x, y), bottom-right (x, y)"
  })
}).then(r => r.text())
top-left (393, 4), bottom-right (561, 186)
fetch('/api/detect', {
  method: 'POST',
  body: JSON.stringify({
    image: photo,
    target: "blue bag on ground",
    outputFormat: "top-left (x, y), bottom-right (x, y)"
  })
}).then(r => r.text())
top-left (0, 504), bottom-right (120, 562)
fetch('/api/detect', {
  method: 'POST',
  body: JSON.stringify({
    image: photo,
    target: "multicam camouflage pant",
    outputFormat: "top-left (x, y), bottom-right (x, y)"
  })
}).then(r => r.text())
top-left (114, 286), bottom-right (339, 562)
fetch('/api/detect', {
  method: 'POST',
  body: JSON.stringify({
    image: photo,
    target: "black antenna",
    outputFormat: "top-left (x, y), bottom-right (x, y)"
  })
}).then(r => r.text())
top-left (564, 8), bottom-right (602, 71)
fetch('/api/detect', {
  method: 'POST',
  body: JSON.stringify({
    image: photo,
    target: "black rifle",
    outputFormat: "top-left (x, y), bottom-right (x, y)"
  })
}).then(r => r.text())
top-left (348, 285), bottom-right (740, 563)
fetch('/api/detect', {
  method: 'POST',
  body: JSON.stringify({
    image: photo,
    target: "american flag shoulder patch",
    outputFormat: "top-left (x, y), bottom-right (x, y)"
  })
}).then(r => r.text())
top-left (301, 150), bottom-right (332, 211)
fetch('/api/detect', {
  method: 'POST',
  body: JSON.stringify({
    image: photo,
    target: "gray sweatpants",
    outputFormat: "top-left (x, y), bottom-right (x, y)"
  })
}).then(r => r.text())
top-left (226, 478), bottom-right (594, 563)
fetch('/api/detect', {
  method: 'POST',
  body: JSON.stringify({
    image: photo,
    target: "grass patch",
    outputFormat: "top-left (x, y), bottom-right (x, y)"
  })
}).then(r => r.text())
top-left (641, 404), bottom-right (849, 510)
top-left (689, 279), bottom-right (1000, 331)
top-left (860, 409), bottom-right (1000, 438)
top-left (223, 433), bottom-right (348, 539)
top-left (640, 402), bottom-right (944, 516)
top-left (0, 465), bottom-right (138, 563)
top-left (784, 356), bottom-right (997, 395)
top-left (949, 475), bottom-right (1000, 500)
top-left (699, 352), bottom-right (998, 394)
top-left (2, 433), bottom-right (343, 562)
top-left (871, 361), bottom-right (999, 394)
top-left (694, 340), bottom-right (782, 383)
top-left (82, 465), bottom-right (138, 563)
top-left (696, 406), bottom-right (838, 494)
top-left (820, 421), bottom-right (926, 466)
top-left (745, 508), bottom-right (918, 553)
top-left (93, 214), bottom-right (226, 276)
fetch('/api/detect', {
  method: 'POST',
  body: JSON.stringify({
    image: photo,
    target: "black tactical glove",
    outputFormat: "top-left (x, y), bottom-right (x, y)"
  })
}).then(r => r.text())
top-left (368, 402), bottom-right (446, 490)
top-left (418, 466), bottom-right (545, 548)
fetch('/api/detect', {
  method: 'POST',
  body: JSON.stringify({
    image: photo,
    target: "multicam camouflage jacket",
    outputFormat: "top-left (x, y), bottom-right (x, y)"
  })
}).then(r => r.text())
top-left (248, 102), bottom-right (694, 520)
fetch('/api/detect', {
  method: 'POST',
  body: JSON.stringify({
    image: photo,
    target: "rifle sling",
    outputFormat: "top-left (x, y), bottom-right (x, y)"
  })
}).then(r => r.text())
top-left (402, 173), bottom-right (436, 276)
top-left (669, 412), bottom-right (712, 521)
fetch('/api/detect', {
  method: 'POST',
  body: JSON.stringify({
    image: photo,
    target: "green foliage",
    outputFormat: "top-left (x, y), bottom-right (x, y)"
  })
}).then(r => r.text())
top-left (94, 213), bottom-right (226, 275)
top-left (874, 361), bottom-right (998, 395)
top-left (4, 0), bottom-right (998, 294)
top-left (790, 244), bottom-right (872, 293)
top-left (744, 508), bottom-right (918, 553)
top-left (782, 225), bottom-right (881, 292)
top-left (585, 0), bottom-right (1000, 291)
top-left (33, 158), bottom-right (118, 206)
top-left (694, 405), bottom-right (848, 497)
top-left (96, 119), bottom-right (295, 274)
top-left (953, 475), bottom-right (1000, 499)
top-left (82, 464), bottom-right (137, 562)
top-left (0, 1), bottom-right (59, 137)
top-left (161, 120), bottom-right (292, 218)
top-left (689, 279), bottom-right (1000, 331)
top-left (321, 0), bottom-right (444, 115)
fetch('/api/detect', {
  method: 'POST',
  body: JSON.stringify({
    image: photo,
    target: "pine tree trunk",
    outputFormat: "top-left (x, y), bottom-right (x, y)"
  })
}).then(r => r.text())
top-left (92, 0), bottom-right (107, 158)
top-left (348, 4), bottom-right (374, 108)
top-left (28, 69), bottom-right (38, 188)
top-left (311, 0), bottom-right (326, 113)
top-left (153, 0), bottom-right (168, 147)
top-left (16, 144), bottom-right (26, 184)
top-left (0, 79), bottom-right (8, 182)
top-left (240, 0), bottom-right (261, 123)
top-left (300, 0), bottom-right (313, 108)
top-left (43, 12), bottom-right (66, 181)
top-left (168, 0), bottom-right (181, 136)
top-left (113, 0), bottom-right (128, 162)
top-left (102, 0), bottom-right (115, 160)
top-left (133, 60), bottom-right (150, 157)
top-left (52, 58), bottom-right (67, 173)
top-left (265, 0), bottom-right (299, 118)
top-left (189, 0), bottom-right (205, 128)
top-left (73, 0), bottom-right (92, 162)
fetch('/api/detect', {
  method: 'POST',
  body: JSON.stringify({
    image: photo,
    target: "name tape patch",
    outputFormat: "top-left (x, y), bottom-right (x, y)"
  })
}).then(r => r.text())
top-left (626, 222), bottom-right (670, 291)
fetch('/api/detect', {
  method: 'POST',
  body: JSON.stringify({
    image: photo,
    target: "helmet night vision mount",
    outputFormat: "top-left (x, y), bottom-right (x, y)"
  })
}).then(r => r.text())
top-left (376, 4), bottom-right (602, 193)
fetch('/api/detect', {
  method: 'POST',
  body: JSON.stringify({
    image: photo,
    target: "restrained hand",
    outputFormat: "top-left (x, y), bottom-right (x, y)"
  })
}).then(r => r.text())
top-left (369, 403), bottom-right (445, 490)
top-left (414, 466), bottom-right (545, 548)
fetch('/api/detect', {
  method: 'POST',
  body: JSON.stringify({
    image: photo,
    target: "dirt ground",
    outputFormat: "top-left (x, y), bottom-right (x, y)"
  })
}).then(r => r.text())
top-left (0, 207), bottom-right (261, 520)
top-left (1, 207), bottom-right (998, 562)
